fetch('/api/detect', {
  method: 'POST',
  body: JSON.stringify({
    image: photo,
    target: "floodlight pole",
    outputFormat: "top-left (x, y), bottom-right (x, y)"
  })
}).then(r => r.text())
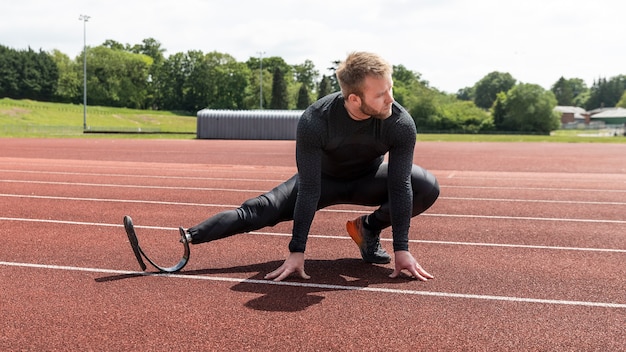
top-left (79, 14), bottom-right (90, 130)
top-left (257, 51), bottom-right (265, 109)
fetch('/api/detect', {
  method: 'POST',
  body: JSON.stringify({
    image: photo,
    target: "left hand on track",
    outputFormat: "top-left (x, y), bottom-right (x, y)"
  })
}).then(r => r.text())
top-left (390, 250), bottom-right (434, 281)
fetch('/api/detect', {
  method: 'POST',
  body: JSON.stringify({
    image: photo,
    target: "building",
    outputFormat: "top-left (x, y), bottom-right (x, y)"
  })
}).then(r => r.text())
top-left (589, 107), bottom-right (626, 125)
top-left (554, 106), bottom-right (589, 126)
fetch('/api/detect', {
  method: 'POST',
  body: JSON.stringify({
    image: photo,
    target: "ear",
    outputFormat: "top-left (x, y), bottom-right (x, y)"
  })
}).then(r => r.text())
top-left (347, 93), bottom-right (361, 105)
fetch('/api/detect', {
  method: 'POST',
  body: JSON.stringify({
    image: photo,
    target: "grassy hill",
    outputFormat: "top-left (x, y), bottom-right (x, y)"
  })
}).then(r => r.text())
top-left (0, 98), bottom-right (196, 138)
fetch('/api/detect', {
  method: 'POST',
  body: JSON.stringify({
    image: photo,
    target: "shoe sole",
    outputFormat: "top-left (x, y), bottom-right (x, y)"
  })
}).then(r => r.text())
top-left (346, 220), bottom-right (391, 264)
top-left (346, 220), bottom-right (364, 247)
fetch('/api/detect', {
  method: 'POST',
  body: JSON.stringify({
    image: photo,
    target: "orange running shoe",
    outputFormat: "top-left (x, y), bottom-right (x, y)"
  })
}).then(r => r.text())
top-left (346, 215), bottom-right (391, 264)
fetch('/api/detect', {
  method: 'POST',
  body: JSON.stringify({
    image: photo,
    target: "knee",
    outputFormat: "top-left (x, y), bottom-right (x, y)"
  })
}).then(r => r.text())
top-left (239, 195), bottom-right (268, 220)
top-left (238, 195), bottom-right (280, 227)
top-left (412, 172), bottom-right (440, 214)
top-left (423, 178), bottom-right (440, 208)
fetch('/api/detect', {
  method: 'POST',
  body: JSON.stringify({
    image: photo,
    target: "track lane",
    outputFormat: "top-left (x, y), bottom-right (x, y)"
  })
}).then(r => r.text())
top-left (1, 138), bottom-right (625, 351)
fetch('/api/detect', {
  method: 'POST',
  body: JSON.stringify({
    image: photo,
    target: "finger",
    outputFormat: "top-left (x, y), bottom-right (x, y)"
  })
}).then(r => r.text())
top-left (389, 268), bottom-right (401, 278)
top-left (297, 268), bottom-right (311, 280)
top-left (264, 266), bottom-right (285, 280)
top-left (406, 265), bottom-right (430, 281)
top-left (264, 271), bottom-right (279, 280)
top-left (411, 270), bottom-right (428, 281)
top-left (273, 268), bottom-right (293, 282)
top-left (417, 267), bottom-right (434, 280)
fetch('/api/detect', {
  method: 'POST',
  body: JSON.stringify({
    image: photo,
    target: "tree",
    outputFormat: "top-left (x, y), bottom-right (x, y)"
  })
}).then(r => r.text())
top-left (23, 48), bottom-right (59, 101)
top-left (392, 65), bottom-right (422, 107)
top-left (568, 78), bottom-right (589, 107)
top-left (391, 68), bottom-right (439, 131)
top-left (473, 71), bottom-right (516, 109)
top-left (317, 75), bottom-right (333, 99)
top-left (50, 49), bottom-right (80, 103)
top-left (296, 84), bottom-right (311, 109)
top-left (617, 91), bottom-right (626, 108)
top-left (437, 95), bottom-right (493, 132)
top-left (152, 52), bottom-right (187, 110)
top-left (84, 45), bottom-right (152, 108)
top-left (406, 85), bottom-right (440, 131)
top-left (129, 38), bottom-right (166, 64)
top-left (492, 83), bottom-right (560, 133)
top-left (491, 91), bottom-right (507, 130)
top-left (456, 86), bottom-right (474, 101)
top-left (293, 59), bottom-right (318, 93)
top-left (270, 67), bottom-right (288, 109)
top-left (0, 46), bottom-right (58, 101)
top-left (551, 76), bottom-right (588, 107)
top-left (0, 45), bottom-right (22, 98)
top-left (551, 77), bottom-right (574, 106)
top-left (393, 64), bottom-right (421, 85)
top-left (203, 51), bottom-right (250, 110)
top-left (585, 75), bottom-right (626, 110)
top-left (101, 39), bottom-right (126, 51)
top-left (327, 59), bottom-right (341, 92)
top-left (181, 50), bottom-right (212, 112)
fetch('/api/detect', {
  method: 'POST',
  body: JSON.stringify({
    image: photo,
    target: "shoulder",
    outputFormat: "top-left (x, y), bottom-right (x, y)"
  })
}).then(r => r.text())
top-left (387, 102), bottom-right (416, 134)
top-left (298, 92), bottom-right (343, 129)
top-left (303, 92), bottom-right (343, 119)
top-left (297, 92), bottom-right (343, 143)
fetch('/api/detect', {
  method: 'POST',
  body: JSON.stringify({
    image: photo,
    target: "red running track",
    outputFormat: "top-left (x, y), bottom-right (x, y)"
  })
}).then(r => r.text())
top-left (1, 138), bottom-right (625, 351)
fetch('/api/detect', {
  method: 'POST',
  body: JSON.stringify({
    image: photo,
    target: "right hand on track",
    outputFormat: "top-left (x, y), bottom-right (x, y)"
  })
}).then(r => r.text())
top-left (264, 252), bottom-right (310, 282)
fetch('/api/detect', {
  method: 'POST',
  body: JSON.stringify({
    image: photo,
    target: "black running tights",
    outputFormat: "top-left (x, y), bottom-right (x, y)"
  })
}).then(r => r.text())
top-left (187, 163), bottom-right (439, 244)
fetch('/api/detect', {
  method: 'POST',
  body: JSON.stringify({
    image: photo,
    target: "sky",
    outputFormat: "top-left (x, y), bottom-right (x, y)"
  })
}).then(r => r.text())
top-left (1, 0), bottom-right (624, 93)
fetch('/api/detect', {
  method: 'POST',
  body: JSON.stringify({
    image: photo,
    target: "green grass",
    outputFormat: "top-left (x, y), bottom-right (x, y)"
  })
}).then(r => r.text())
top-left (418, 130), bottom-right (626, 143)
top-left (1, 98), bottom-right (624, 142)
top-left (0, 98), bottom-right (196, 139)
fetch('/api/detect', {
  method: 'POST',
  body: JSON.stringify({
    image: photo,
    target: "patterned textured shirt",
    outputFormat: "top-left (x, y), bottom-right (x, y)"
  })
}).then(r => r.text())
top-left (289, 92), bottom-right (417, 252)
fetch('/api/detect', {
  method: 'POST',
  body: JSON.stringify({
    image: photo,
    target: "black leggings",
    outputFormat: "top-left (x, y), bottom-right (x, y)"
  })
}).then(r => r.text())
top-left (188, 163), bottom-right (439, 244)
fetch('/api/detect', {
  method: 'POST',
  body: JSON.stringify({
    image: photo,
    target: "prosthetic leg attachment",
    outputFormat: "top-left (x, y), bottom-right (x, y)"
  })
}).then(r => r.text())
top-left (123, 215), bottom-right (190, 273)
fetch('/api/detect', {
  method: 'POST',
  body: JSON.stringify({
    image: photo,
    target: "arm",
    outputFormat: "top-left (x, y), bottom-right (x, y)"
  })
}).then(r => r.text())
top-left (266, 111), bottom-right (322, 281)
top-left (289, 113), bottom-right (323, 253)
top-left (386, 116), bottom-right (416, 252)
top-left (387, 111), bottom-right (434, 280)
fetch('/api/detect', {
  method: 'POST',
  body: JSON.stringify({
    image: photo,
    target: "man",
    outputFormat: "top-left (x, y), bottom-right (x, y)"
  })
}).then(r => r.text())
top-left (184, 51), bottom-right (440, 282)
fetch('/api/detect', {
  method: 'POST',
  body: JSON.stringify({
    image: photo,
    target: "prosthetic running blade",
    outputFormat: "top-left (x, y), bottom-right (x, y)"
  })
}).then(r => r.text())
top-left (123, 215), bottom-right (190, 273)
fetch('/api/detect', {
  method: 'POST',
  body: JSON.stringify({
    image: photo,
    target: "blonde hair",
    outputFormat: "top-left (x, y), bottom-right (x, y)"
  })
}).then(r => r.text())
top-left (336, 52), bottom-right (393, 98)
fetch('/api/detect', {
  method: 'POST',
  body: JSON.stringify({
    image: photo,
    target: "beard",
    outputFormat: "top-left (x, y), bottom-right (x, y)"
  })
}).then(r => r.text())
top-left (359, 100), bottom-right (393, 120)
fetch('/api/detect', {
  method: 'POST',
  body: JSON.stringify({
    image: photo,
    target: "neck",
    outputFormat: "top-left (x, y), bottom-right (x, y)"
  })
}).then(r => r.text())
top-left (345, 102), bottom-right (370, 121)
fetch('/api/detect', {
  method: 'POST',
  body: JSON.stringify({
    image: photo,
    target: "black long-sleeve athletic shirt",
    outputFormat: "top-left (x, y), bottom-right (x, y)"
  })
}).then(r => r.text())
top-left (289, 92), bottom-right (417, 253)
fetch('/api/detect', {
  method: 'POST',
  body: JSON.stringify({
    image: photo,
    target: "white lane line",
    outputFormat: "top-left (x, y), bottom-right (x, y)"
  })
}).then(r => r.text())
top-left (429, 213), bottom-right (626, 224)
top-left (3, 192), bottom-right (626, 209)
top-left (0, 179), bottom-right (265, 193)
top-left (442, 196), bottom-right (626, 206)
top-left (0, 193), bottom-right (234, 208)
top-left (3, 167), bottom-right (625, 186)
top-left (3, 196), bottom-right (625, 224)
top-left (445, 185), bottom-right (626, 193)
top-left (250, 232), bottom-right (626, 253)
top-left (1, 217), bottom-right (624, 253)
top-left (3, 178), bottom-right (626, 195)
top-left (0, 260), bottom-right (624, 309)
top-left (0, 169), bottom-right (284, 183)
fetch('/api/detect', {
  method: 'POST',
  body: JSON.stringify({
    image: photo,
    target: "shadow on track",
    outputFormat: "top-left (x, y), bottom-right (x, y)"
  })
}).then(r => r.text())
top-left (95, 258), bottom-right (422, 312)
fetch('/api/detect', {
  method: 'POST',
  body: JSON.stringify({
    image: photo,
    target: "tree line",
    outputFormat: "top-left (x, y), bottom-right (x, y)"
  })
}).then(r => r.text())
top-left (2, 38), bottom-right (625, 134)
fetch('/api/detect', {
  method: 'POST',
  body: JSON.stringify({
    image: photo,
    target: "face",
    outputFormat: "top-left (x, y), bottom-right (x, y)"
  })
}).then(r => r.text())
top-left (357, 74), bottom-right (394, 119)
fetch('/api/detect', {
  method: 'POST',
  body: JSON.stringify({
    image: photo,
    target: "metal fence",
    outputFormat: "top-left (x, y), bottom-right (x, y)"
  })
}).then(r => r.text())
top-left (196, 109), bottom-right (303, 140)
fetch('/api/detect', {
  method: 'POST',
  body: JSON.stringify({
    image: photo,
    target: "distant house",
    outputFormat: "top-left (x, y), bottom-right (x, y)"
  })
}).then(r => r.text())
top-left (554, 106), bottom-right (589, 125)
top-left (590, 107), bottom-right (626, 125)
